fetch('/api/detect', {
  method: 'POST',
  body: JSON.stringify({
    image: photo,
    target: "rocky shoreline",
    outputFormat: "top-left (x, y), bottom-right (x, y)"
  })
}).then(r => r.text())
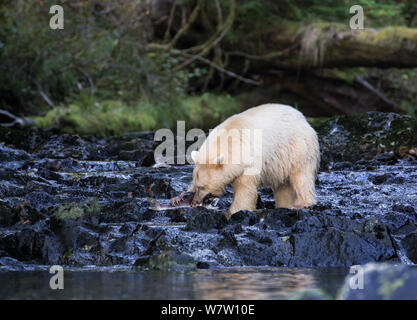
top-left (0, 112), bottom-right (417, 270)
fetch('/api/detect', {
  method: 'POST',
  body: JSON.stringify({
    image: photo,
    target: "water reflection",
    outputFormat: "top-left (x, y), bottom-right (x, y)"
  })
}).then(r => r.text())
top-left (0, 267), bottom-right (347, 300)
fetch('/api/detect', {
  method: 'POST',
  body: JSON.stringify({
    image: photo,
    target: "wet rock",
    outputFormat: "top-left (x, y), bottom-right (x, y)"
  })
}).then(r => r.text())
top-left (196, 261), bottom-right (211, 269)
top-left (0, 202), bottom-right (17, 227)
top-left (0, 144), bottom-right (31, 163)
top-left (318, 112), bottom-right (417, 169)
top-left (0, 113), bottom-right (416, 269)
top-left (0, 126), bottom-right (47, 153)
top-left (400, 233), bottom-right (417, 264)
top-left (262, 209), bottom-right (299, 234)
top-left (331, 161), bottom-right (353, 170)
top-left (392, 204), bottom-right (416, 215)
top-left (104, 136), bottom-right (156, 164)
top-left (340, 263), bottom-right (417, 299)
top-left (235, 230), bottom-right (293, 266)
top-left (0, 221), bottom-right (62, 264)
top-left (185, 209), bottom-right (228, 232)
top-left (165, 208), bottom-right (188, 223)
top-left (229, 210), bottom-right (258, 226)
top-left (24, 191), bottom-right (56, 211)
top-left (55, 158), bottom-right (84, 172)
top-left (119, 150), bottom-right (154, 166)
top-left (100, 200), bottom-right (148, 223)
top-left (369, 173), bottom-right (390, 185)
top-left (290, 227), bottom-right (395, 267)
top-left (35, 134), bottom-right (99, 160)
top-left (0, 256), bottom-right (29, 271)
top-left (139, 175), bottom-right (177, 198)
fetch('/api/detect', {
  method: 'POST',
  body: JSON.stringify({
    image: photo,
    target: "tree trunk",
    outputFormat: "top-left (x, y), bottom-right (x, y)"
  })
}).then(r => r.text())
top-left (226, 23), bottom-right (417, 70)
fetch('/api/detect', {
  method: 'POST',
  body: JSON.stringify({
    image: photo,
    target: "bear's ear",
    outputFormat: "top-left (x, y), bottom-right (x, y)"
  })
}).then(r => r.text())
top-left (191, 150), bottom-right (199, 164)
top-left (213, 154), bottom-right (224, 165)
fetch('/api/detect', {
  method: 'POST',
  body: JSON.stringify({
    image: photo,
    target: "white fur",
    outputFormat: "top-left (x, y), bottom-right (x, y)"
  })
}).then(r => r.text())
top-left (191, 150), bottom-right (199, 164)
top-left (190, 103), bottom-right (320, 215)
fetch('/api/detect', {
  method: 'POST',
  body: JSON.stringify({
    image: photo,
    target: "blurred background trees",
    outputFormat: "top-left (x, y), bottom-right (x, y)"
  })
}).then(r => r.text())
top-left (1, 0), bottom-right (417, 136)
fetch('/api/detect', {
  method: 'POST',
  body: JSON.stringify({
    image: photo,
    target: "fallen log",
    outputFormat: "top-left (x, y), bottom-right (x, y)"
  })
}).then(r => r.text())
top-left (226, 23), bottom-right (417, 70)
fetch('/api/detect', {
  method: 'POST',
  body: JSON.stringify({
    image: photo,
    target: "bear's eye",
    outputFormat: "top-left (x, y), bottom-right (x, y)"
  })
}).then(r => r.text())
top-left (197, 186), bottom-right (205, 191)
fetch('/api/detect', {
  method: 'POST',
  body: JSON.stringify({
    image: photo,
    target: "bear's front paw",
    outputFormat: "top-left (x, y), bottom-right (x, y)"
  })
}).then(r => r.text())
top-left (170, 192), bottom-right (185, 206)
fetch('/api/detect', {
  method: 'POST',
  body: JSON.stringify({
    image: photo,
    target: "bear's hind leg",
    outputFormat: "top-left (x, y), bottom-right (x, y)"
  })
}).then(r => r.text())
top-left (274, 184), bottom-right (297, 208)
top-left (229, 175), bottom-right (259, 215)
top-left (289, 170), bottom-right (316, 209)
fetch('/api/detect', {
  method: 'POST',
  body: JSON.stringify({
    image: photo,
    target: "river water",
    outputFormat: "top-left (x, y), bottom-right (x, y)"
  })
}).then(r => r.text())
top-left (0, 267), bottom-right (348, 299)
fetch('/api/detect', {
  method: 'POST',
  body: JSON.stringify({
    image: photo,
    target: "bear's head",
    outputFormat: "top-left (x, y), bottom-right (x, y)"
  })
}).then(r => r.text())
top-left (190, 150), bottom-right (229, 206)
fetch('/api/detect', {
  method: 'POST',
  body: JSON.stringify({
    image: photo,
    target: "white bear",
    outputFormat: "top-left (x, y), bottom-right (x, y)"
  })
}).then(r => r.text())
top-left (171, 103), bottom-right (320, 216)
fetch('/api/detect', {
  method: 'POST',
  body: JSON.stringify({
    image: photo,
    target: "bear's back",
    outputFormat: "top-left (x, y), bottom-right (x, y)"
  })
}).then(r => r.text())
top-left (217, 103), bottom-right (310, 134)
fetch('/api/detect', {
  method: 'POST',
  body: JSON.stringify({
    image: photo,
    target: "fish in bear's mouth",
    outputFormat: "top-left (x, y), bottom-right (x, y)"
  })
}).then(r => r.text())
top-left (149, 192), bottom-right (219, 211)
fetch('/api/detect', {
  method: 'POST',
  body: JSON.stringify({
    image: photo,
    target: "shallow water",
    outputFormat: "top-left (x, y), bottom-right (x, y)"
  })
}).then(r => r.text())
top-left (0, 267), bottom-right (348, 300)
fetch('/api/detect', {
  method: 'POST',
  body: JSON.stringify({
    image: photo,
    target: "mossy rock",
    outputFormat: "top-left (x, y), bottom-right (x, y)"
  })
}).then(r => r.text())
top-left (53, 198), bottom-right (101, 220)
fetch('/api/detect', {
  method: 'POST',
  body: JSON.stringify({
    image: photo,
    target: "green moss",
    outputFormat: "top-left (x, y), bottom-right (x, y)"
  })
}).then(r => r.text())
top-left (53, 198), bottom-right (101, 220)
top-left (307, 117), bottom-right (332, 130)
top-left (316, 68), bottom-right (367, 85)
top-left (84, 198), bottom-right (101, 215)
top-left (178, 93), bottom-right (240, 130)
top-left (32, 93), bottom-right (240, 136)
top-left (355, 27), bottom-right (417, 48)
top-left (54, 204), bottom-right (84, 220)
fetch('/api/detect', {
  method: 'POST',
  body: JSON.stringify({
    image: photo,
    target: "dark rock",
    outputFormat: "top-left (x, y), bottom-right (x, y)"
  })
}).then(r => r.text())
top-left (185, 209), bottom-right (228, 232)
top-left (0, 144), bottom-right (31, 162)
top-left (318, 112), bottom-right (417, 169)
top-left (0, 202), bottom-right (17, 227)
top-left (0, 113), bottom-right (416, 269)
top-left (263, 208), bottom-right (299, 233)
top-left (369, 173), bottom-right (390, 185)
top-left (331, 161), bottom-right (353, 170)
top-left (392, 204), bottom-right (416, 215)
top-left (0, 256), bottom-right (28, 271)
top-left (119, 150), bottom-right (155, 166)
top-left (196, 261), bottom-right (211, 269)
top-left (35, 134), bottom-right (99, 160)
top-left (229, 210), bottom-right (258, 226)
top-left (0, 221), bottom-right (62, 264)
top-left (55, 158), bottom-right (84, 172)
top-left (400, 233), bottom-right (417, 264)
top-left (100, 200), bottom-right (148, 223)
top-left (289, 226), bottom-right (395, 267)
top-left (24, 192), bottom-right (55, 211)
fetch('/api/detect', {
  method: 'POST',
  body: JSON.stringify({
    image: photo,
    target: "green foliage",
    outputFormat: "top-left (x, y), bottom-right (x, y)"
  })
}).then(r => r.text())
top-left (32, 93), bottom-right (240, 136)
top-left (2, 0), bottom-right (417, 134)
top-left (372, 68), bottom-right (417, 117)
top-left (178, 93), bottom-right (240, 130)
top-left (0, 0), bottom-right (192, 115)
top-left (290, 0), bottom-right (407, 26)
